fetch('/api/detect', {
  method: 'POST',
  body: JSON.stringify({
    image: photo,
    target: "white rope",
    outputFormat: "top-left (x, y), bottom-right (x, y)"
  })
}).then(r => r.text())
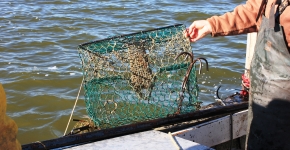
top-left (63, 78), bottom-right (84, 136)
top-left (168, 132), bottom-right (183, 150)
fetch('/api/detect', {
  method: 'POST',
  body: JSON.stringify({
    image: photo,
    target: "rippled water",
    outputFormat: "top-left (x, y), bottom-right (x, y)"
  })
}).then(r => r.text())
top-left (0, 0), bottom-right (247, 144)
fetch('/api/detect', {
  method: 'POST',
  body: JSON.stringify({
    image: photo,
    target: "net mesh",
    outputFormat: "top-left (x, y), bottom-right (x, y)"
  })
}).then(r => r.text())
top-left (77, 24), bottom-right (201, 129)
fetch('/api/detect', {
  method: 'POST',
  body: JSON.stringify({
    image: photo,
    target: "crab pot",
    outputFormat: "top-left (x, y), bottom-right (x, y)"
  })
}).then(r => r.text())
top-left (77, 24), bottom-right (201, 129)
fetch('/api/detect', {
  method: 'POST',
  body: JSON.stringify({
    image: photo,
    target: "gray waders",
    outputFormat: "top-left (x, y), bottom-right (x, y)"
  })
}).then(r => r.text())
top-left (247, 2), bottom-right (290, 150)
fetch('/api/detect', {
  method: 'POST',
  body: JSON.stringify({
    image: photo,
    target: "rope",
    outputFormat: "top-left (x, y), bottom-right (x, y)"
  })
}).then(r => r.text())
top-left (168, 132), bottom-right (182, 150)
top-left (63, 78), bottom-right (84, 136)
top-left (35, 141), bottom-right (48, 150)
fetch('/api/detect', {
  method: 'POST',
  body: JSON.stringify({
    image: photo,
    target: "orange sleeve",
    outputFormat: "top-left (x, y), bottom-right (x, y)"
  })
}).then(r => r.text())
top-left (207, 0), bottom-right (262, 37)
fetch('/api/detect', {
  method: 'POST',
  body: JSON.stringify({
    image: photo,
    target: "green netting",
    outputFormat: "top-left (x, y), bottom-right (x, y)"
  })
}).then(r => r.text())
top-left (77, 24), bottom-right (201, 129)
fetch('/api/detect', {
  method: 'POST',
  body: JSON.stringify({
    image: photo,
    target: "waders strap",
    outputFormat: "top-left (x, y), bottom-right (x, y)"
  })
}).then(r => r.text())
top-left (256, 0), bottom-right (289, 23)
top-left (256, 0), bottom-right (267, 22)
top-left (269, 4), bottom-right (276, 27)
top-left (275, 0), bottom-right (290, 24)
top-left (279, 0), bottom-right (290, 14)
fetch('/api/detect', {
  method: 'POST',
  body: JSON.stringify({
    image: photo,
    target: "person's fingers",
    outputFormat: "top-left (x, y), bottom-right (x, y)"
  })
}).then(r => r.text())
top-left (189, 38), bottom-right (195, 42)
top-left (189, 31), bottom-right (204, 42)
top-left (188, 22), bottom-right (196, 35)
top-left (193, 28), bottom-right (210, 42)
top-left (184, 28), bottom-right (197, 39)
top-left (192, 21), bottom-right (212, 42)
top-left (186, 20), bottom-right (212, 42)
top-left (183, 29), bottom-right (190, 38)
top-left (189, 28), bottom-right (197, 39)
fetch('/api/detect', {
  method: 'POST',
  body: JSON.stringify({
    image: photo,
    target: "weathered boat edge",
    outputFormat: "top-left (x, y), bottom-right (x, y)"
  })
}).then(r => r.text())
top-left (22, 102), bottom-right (248, 150)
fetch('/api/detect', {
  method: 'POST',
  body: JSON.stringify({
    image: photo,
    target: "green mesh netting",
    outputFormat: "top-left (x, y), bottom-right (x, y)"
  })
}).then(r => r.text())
top-left (77, 24), bottom-right (201, 129)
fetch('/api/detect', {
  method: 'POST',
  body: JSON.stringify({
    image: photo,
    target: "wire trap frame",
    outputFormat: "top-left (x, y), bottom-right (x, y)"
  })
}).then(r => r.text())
top-left (77, 24), bottom-right (202, 130)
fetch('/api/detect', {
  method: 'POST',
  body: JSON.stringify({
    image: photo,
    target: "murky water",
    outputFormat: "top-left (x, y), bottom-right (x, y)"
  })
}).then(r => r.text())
top-left (0, 0), bottom-right (247, 144)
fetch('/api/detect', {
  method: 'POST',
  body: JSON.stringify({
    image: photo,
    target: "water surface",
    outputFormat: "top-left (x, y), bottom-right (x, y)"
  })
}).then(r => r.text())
top-left (0, 0), bottom-right (247, 144)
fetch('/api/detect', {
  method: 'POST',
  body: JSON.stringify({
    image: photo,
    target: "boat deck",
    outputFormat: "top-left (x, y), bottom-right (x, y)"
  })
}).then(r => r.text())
top-left (61, 130), bottom-right (212, 150)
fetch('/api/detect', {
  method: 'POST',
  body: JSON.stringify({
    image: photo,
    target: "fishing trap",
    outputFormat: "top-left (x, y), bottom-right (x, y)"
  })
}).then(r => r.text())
top-left (77, 24), bottom-right (208, 130)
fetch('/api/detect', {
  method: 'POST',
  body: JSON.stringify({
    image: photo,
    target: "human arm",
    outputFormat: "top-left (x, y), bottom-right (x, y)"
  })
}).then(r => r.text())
top-left (185, 0), bottom-right (262, 42)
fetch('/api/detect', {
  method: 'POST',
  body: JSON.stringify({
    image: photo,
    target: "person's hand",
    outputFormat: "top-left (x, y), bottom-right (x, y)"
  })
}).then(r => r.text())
top-left (184, 20), bottom-right (212, 42)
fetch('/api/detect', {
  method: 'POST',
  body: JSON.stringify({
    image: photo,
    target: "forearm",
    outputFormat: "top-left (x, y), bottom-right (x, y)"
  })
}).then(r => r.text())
top-left (207, 0), bottom-right (261, 37)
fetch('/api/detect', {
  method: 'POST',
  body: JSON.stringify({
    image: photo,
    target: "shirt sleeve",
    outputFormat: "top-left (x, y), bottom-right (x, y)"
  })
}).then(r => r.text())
top-left (207, 0), bottom-right (262, 37)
